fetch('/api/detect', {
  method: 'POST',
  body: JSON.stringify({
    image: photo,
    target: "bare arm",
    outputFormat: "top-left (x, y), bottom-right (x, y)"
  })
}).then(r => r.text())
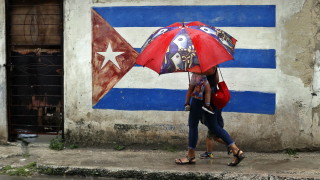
top-left (204, 83), bottom-right (211, 105)
top-left (185, 84), bottom-right (195, 105)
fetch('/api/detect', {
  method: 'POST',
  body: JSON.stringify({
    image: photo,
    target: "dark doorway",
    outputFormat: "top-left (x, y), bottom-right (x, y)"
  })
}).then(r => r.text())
top-left (5, 0), bottom-right (64, 141)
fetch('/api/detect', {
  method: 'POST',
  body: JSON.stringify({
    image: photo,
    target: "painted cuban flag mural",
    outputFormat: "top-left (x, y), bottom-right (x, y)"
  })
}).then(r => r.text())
top-left (91, 5), bottom-right (276, 114)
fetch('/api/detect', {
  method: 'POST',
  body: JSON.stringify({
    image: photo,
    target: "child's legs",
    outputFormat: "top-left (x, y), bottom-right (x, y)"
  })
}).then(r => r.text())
top-left (206, 137), bottom-right (214, 152)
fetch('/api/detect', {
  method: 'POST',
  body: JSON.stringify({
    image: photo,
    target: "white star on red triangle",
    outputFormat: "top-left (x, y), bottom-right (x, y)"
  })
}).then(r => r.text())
top-left (97, 43), bottom-right (124, 69)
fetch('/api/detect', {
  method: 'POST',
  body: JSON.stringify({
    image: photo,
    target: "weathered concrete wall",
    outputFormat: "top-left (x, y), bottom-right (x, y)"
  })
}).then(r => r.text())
top-left (61, 0), bottom-right (320, 151)
top-left (63, 0), bottom-right (216, 148)
top-left (0, 0), bottom-right (319, 151)
top-left (275, 0), bottom-right (320, 150)
top-left (0, 1), bottom-right (7, 144)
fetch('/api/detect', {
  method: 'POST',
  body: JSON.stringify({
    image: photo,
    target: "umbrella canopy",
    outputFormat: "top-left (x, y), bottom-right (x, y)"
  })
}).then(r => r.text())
top-left (136, 21), bottom-right (237, 74)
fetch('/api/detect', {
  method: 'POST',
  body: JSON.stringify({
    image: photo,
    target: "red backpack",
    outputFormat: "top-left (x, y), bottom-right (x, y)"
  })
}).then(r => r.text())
top-left (212, 81), bottom-right (230, 109)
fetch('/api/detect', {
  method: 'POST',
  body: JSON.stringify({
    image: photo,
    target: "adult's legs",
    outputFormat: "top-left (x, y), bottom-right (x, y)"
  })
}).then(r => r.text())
top-left (205, 110), bottom-right (234, 146)
top-left (213, 110), bottom-right (227, 145)
top-left (201, 109), bottom-right (227, 158)
top-left (175, 98), bottom-right (203, 164)
top-left (201, 109), bottom-right (226, 157)
top-left (203, 131), bottom-right (227, 158)
top-left (204, 110), bottom-right (245, 165)
top-left (188, 98), bottom-right (203, 149)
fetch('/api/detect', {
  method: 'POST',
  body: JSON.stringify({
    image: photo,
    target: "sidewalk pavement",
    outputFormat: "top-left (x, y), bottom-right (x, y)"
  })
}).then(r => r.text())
top-left (0, 143), bottom-right (320, 180)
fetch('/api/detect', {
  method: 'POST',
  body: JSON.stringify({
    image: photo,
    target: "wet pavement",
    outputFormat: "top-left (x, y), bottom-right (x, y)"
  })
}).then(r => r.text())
top-left (0, 143), bottom-right (320, 179)
top-left (0, 175), bottom-right (128, 180)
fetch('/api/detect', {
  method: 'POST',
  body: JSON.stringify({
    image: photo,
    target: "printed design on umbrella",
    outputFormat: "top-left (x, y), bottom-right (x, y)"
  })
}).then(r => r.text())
top-left (141, 26), bottom-right (179, 52)
top-left (136, 21), bottom-right (237, 75)
top-left (162, 28), bottom-right (200, 74)
top-left (193, 25), bottom-right (236, 55)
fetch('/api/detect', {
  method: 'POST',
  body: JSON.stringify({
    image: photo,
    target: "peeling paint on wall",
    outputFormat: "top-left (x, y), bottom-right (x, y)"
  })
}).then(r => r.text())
top-left (281, 0), bottom-right (315, 86)
top-left (114, 124), bottom-right (176, 133)
top-left (60, 0), bottom-right (320, 151)
top-left (313, 50), bottom-right (320, 93)
top-left (0, 0), bottom-right (7, 143)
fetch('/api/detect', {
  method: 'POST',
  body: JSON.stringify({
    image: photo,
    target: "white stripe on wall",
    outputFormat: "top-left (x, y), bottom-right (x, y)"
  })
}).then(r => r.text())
top-left (115, 27), bottom-right (276, 50)
top-left (115, 67), bottom-right (277, 93)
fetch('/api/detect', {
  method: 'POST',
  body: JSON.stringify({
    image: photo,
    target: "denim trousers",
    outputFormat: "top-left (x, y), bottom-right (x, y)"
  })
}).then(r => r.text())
top-left (188, 98), bottom-right (234, 149)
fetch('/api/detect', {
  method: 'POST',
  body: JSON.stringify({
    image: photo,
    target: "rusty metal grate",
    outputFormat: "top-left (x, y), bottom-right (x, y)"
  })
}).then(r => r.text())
top-left (6, 0), bottom-right (64, 140)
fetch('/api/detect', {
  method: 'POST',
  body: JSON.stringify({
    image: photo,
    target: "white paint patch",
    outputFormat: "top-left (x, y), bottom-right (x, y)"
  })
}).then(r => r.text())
top-left (0, 1), bottom-right (6, 127)
top-left (64, 0), bottom-right (94, 122)
top-left (116, 27), bottom-right (276, 50)
top-left (312, 50), bottom-right (320, 93)
top-left (312, 50), bottom-right (320, 108)
top-left (278, 0), bottom-right (306, 22)
top-left (115, 67), bottom-right (277, 93)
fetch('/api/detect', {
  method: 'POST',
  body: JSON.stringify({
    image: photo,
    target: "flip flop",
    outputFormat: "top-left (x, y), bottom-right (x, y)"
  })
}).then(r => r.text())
top-left (175, 156), bottom-right (196, 165)
top-left (228, 150), bottom-right (245, 166)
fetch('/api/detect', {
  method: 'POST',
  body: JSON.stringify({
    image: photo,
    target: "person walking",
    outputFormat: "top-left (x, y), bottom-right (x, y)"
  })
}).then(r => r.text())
top-left (204, 67), bottom-right (245, 166)
top-left (175, 66), bottom-right (245, 166)
top-left (200, 69), bottom-right (229, 159)
top-left (175, 72), bottom-right (212, 164)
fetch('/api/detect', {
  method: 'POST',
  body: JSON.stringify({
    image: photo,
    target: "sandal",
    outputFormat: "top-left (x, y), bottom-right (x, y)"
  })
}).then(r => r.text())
top-left (226, 146), bottom-right (232, 155)
top-left (175, 156), bottom-right (196, 165)
top-left (228, 150), bottom-right (245, 166)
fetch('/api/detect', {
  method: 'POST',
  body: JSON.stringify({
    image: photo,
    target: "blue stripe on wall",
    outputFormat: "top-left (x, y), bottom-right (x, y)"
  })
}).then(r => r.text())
top-left (223, 91), bottom-right (276, 114)
top-left (93, 88), bottom-right (276, 114)
top-left (222, 49), bottom-right (276, 68)
top-left (93, 5), bottom-right (276, 27)
top-left (134, 48), bottom-right (276, 69)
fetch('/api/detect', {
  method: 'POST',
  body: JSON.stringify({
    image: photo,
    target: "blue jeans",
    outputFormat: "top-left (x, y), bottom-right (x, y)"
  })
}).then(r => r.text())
top-left (204, 109), bottom-right (224, 138)
top-left (188, 98), bottom-right (234, 149)
top-left (204, 110), bottom-right (234, 146)
top-left (188, 98), bottom-right (203, 149)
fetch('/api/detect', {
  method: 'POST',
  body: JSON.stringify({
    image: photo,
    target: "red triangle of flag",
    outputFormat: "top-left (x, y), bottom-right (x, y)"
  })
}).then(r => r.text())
top-left (91, 10), bottom-right (139, 105)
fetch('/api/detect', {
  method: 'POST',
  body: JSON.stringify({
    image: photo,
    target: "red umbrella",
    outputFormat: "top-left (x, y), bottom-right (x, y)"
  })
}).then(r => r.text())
top-left (136, 21), bottom-right (237, 74)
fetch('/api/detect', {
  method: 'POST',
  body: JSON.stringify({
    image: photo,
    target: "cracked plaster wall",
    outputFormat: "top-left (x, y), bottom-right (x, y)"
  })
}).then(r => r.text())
top-left (61, 0), bottom-right (320, 151)
top-left (275, 0), bottom-right (320, 149)
top-left (1, 0), bottom-right (320, 151)
top-left (0, 0), bottom-right (7, 144)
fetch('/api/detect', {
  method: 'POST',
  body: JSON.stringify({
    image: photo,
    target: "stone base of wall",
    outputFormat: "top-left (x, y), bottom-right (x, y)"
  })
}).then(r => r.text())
top-left (0, 126), bottom-right (8, 144)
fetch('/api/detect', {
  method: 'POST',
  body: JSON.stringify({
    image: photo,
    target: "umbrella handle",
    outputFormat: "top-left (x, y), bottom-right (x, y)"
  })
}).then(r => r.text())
top-left (188, 72), bottom-right (190, 84)
top-left (217, 65), bottom-right (225, 82)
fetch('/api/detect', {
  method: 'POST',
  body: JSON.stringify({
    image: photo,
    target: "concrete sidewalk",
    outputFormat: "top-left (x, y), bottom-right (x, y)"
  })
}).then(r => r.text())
top-left (0, 143), bottom-right (320, 180)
